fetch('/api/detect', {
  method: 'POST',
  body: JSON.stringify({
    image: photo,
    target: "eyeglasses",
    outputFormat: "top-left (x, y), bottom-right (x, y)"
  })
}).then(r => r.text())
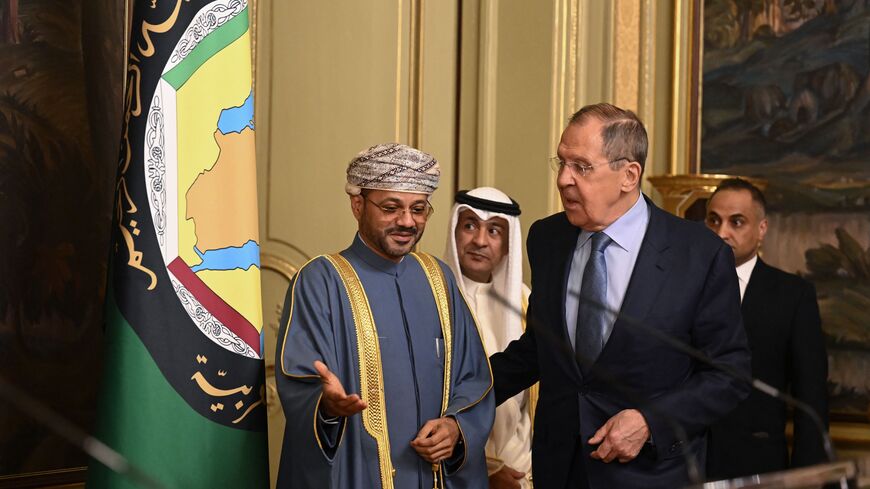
top-left (549, 156), bottom-right (630, 177)
top-left (363, 195), bottom-right (434, 221)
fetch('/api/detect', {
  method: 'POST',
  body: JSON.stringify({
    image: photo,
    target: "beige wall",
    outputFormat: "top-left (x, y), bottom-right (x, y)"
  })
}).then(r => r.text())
top-left (254, 1), bottom-right (462, 484)
top-left (254, 1), bottom-right (737, 485)
top-left (455, 0), bottom-right (682, 278)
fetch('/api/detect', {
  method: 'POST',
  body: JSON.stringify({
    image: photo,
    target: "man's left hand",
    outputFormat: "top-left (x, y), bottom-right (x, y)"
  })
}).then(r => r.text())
top-left (410, 417), bottom-right (460, 463)
top-left (588, 409), bottom-right (650, 463)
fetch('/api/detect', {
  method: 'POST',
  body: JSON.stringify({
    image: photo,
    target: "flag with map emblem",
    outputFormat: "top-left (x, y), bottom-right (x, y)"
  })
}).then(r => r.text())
top-left (88, 1), bottom-right (268, 487)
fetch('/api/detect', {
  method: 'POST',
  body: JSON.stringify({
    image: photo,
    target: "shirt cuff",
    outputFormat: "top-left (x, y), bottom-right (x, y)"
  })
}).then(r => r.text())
top-left (317, 406), bottom-right (341, 425)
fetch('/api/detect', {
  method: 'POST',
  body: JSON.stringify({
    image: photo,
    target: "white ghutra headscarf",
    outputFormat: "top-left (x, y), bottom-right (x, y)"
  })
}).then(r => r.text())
top-left (444, 187), bottom-right (525, 353)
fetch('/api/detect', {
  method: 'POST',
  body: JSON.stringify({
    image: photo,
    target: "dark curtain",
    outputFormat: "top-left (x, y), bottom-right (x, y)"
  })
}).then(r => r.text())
top-left (0, 0), bottom-right (125, 476)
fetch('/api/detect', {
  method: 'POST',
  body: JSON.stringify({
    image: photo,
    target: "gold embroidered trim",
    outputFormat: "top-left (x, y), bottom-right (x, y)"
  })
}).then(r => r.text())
top-left (411, 253), bottom-right (453, 415)
top-left (325, 254), bottom-right (394, 489)
top-left (411, 252), bottom-right (453, 489)
top-left (312, 393), bottom-right (346, 455)
top-left (313, 393), bottom-right (325, 452)
top-left (445, 290), bottom-right (495, 475)
top-left (452, 290), bottom-right (494, 415)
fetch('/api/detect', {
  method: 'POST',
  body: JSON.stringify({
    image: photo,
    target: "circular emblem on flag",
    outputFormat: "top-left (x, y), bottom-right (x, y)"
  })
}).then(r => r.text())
top-left (143, 0), bottom-right (262, 359)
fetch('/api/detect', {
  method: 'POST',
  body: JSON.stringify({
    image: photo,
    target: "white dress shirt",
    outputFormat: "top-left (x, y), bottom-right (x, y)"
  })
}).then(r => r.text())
top-left (735, 254), bottom-right (758, 302)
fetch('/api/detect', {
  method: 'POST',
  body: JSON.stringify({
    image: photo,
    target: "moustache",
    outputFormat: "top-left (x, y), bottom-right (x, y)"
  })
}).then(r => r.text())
top-left (465, 248), bottom-right (491, 259)
top-left (386, 225), bottom-right (418, 235)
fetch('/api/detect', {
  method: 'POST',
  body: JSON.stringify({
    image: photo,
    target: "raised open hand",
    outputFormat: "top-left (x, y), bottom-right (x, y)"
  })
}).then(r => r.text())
top-left (314, 360), bottom-right (367, 417)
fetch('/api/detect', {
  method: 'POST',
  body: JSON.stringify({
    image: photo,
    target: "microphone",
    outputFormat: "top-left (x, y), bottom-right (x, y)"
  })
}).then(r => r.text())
top-left (487, 289), bottom-right (704, 484)
top-left (0, 373), bottom-right (167, 489)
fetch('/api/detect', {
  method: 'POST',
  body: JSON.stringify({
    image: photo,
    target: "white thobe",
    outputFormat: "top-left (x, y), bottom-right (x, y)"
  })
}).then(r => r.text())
top-left (462, 277), bottom-right (533, 488)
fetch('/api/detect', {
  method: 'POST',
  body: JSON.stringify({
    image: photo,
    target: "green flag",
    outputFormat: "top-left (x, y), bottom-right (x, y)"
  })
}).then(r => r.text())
top-left (88, 1), bottom-right (267, 487)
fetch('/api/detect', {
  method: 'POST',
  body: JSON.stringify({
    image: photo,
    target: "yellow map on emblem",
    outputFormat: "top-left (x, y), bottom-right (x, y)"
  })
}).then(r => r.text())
top-left (173, 33), bottom-right (262, 332)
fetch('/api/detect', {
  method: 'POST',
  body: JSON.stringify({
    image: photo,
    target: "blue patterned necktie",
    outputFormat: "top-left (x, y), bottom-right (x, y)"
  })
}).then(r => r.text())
top-left (575, 232), bottom-right (612, 373)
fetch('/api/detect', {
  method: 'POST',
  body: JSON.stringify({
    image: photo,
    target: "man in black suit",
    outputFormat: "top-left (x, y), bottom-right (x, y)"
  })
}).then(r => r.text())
top-left (705, 178), bottom-right (829, 480)
top-left (489, 103), bottom-right (752, 489)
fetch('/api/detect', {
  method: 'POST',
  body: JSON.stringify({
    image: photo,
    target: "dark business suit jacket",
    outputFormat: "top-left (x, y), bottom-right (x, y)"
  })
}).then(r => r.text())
top-left (707, 258), bottom-right (828, 480)
top-left (490, 197), bottom-right (752, 489)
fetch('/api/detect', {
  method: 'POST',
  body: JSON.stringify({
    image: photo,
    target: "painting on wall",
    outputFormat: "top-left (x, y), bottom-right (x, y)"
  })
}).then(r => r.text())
top-left (0, 0), bottom-right (124, 485)
top-left (697, 0), bottom-right (870, 427)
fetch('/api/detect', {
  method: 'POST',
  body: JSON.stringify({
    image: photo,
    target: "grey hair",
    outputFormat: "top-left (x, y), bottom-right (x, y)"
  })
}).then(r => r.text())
top-left (569, 103), bottom-right (648, 173)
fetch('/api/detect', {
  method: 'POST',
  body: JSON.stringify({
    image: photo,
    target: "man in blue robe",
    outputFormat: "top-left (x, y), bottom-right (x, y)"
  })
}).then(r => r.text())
top-left (276, 143), bottom-right (494, 489)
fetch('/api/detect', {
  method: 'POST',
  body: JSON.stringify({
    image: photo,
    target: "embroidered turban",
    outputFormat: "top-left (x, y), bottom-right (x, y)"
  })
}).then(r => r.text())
top-left (345, 143), bottom-right (440, 195)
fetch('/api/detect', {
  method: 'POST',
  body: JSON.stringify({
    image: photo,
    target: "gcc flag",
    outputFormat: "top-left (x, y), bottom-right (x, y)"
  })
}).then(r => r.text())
top-left (88, 1), bottom-right (268, 487)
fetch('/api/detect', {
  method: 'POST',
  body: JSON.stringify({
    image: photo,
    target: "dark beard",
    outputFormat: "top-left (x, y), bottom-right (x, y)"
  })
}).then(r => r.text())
top-left (377, 224), bottom-right (423, 257)
top-left (359, 212), bottom-right (425, 259)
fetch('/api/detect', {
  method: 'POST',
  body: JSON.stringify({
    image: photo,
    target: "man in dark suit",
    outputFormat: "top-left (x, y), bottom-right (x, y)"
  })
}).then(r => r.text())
top-left (489, 103), bottom-right (752, 489)
top-left (704, 178), bottom-right (829, 480)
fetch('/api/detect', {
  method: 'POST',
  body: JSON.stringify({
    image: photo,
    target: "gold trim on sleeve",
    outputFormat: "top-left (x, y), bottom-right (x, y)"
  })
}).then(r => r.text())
top-left (442, 289), bottom-right (495, 476)
top-left (279, 256), bottom-right (322, 379)
top-left (312, 392), bottom-right (347, 454)
top-left (450, 282), bottom-right (494, 415)
top-left (313, 393), bottom-right (325, 452)
top-left (324, 254), bottom-right (394, 489)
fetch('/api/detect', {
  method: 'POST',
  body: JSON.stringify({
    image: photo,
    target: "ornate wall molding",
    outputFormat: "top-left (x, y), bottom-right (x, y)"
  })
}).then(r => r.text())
top-left (614, 0), bottom-right (640, 111)
top-left (613, 0), bottom-right (658, 193)
top-left (407, 0), bottom-right (424, 148)
top-left (260, 252), bottom-right (298, 283)
top-left (547, 0), bottom-right (579, 214)
top-left (668, 0), bottom-right (702, 175)
top-left (476, 0), bottom-right (499, 187)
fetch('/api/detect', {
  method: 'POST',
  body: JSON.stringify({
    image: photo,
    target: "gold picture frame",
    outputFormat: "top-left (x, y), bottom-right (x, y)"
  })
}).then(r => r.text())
top-left (672, 0), bottom-right (870, 454)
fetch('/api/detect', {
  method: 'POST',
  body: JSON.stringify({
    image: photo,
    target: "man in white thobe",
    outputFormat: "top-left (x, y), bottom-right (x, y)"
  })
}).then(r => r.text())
top-left (445, 187), bottom-right (534, 489)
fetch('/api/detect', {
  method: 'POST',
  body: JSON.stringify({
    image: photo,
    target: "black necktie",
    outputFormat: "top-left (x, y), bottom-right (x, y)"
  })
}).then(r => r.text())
top-left (575, 232), bottom-right (612, 373)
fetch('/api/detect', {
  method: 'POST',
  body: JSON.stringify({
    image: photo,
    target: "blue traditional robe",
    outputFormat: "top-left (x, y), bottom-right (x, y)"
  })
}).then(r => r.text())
top-left (276, 235), bottom-right (494, 489)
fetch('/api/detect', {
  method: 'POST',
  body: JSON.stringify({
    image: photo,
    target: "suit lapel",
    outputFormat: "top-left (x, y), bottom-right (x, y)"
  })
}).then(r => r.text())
top-left (599, 199), bottom-right (671, 362)
top-left (740, 258), bottom-right (768, 328)
top-left (553, 215), bottom-right (582, 381)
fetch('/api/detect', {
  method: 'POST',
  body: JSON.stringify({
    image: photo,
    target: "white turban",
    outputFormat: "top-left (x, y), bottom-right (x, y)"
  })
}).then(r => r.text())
top-left (345, 143), bottom-right (440, 195)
